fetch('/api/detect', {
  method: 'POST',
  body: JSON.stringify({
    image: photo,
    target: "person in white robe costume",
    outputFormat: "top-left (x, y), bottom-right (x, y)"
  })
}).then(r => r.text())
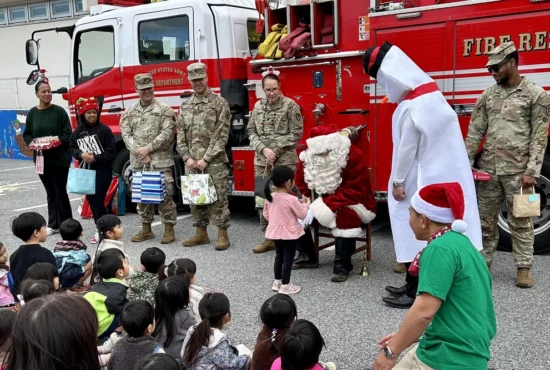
top-left (363, 41), bottom-right (482, 309)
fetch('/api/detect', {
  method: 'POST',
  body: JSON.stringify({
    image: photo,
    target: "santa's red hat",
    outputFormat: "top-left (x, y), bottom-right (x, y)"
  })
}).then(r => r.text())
top-left (410, 182), bottom-right (468, 233)
top-left (76, 97), bottom-right (99, 115)
top-left (309, 124), bottom-right (339, 138)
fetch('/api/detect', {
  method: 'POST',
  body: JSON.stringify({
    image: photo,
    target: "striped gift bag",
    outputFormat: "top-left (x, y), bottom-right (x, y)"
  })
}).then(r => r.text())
top-left (131, 168), bottom-right (166, 205)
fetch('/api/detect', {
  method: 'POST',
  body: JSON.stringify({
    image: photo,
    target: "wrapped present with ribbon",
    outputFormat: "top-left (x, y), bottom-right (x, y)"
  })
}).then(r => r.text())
top-left (29, 136), bottom-right (62, 151)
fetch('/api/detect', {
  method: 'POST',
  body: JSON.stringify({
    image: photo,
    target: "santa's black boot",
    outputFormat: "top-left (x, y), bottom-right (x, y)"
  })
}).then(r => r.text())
top-left (293, 228), bottom-right (319, 269)
top-left (331, 237), bottom-right (356, 282)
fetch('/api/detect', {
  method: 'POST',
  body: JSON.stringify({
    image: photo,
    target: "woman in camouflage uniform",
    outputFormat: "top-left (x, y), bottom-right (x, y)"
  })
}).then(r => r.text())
top-left (248, 68), bottom-right (304, 253)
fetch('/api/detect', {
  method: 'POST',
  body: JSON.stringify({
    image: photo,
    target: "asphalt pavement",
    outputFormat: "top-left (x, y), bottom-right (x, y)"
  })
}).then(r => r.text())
top-left (0, 158), bottom-right (548, 370)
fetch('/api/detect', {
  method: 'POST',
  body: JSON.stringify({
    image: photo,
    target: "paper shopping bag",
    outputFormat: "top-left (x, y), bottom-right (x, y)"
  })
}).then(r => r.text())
top-left (140, 170), bottom-right (165, 204)
top-left (513, 186), bottom-right (540, 218)
top-left (35, 151), bottom-right (44, 175)
top-left (254, 165), bottom-right (271, 199)
top-left (131, 170), bottom-right (143, 204)
top-left (67, 163), bottom-right (96, 195)
top-left (181, 173), bottom-right (218, 205)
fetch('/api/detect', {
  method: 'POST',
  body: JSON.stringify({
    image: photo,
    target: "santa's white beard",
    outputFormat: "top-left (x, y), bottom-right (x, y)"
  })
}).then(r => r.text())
top-left (303, 147), bottom-right (349, 195)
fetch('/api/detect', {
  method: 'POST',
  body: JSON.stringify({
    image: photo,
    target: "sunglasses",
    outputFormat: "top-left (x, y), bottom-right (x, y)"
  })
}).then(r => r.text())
top-left (487, 59), bottom-right (510, 73)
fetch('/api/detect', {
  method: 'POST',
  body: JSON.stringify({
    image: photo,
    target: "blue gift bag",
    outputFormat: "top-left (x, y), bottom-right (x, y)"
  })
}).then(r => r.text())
top-left (131, 166), bottom-right (165, 205)
top-left (67, 162), bottom-right (96, 195)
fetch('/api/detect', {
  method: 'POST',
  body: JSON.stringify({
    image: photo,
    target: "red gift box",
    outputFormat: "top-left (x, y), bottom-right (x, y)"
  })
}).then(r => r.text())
top-left (29, 136), bottom-right (62, 151)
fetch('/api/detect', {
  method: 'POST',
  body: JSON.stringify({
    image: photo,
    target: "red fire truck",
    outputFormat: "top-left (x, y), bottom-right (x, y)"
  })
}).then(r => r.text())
top-left (23, 0), bottom-right (550, 253)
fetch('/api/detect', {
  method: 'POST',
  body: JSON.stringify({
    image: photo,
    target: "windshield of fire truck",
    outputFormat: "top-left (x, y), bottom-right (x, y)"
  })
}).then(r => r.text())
top-left (74, 26), bottom-right (114, 85)
top-left (139, 15), bottom-right (190, 64)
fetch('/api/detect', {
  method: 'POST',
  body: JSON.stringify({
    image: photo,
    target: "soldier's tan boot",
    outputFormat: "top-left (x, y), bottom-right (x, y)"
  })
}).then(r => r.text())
top-left (253, 239), bottom-right (275, 254)
top-left (516, 267), bottom-right (533, 288)
top-left (215, 228), bottom-right (230, 251)
top-left (131, 223), bottom-right (155, 242)
top-left (183, 227), bottom-right (210, 247)
top-left (160, 224), bottom-right (176, 244)
top-left (393, 263), bottom-right (407, 273)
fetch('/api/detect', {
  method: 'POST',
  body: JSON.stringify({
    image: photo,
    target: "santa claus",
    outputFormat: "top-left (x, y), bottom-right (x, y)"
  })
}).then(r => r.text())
top-left (294, 124), bottom-right (377, 282)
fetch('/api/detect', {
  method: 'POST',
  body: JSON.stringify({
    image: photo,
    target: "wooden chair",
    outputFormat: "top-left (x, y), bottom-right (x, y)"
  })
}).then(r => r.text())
top-left (312, 221), bottom-right (372, 262)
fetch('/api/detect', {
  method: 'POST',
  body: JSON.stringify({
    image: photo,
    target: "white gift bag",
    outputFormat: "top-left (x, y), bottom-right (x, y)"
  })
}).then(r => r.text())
top-left (181, 173), bottom-right (218, 205)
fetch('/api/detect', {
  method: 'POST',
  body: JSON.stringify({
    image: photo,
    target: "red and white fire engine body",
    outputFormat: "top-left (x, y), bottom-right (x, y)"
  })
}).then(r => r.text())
top-left (24, 0), bottom-right (550, 252)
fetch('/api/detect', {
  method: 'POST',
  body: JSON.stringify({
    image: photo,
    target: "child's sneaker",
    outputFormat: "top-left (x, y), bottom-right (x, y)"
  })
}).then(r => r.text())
top-left (272, 280), bottom-right (282, 292)
top-left (47, 227), bottom-right (59, 236)
top-left (279, 283), bottom-right (301, 295)
top-left (91, 232), bottom-right (99, 244)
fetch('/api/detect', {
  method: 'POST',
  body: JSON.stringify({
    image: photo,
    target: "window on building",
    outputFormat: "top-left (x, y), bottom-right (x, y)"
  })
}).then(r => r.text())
top-left (74, 0), bottom-right (85, 14)
top-left (74, 26), bottom-right (115, 85)
top-left (29, 3), bottom-right (49, 20)
top-left (8, 6), bottom-right (27, 23)
top-left (0, 9), bottom-right (6, 25)
top-left (138, 15), bottom-right (190, 65)
top-left (51, 0), bottom-right (71, 18)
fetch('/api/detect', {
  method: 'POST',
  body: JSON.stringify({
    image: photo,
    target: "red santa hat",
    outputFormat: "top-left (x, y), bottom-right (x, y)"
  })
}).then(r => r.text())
top-left (410, 182), bottom-right (468, 233)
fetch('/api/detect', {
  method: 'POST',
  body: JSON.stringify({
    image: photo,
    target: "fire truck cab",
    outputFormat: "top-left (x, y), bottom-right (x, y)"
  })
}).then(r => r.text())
top-left (24, 0), bottom-right (260, 207)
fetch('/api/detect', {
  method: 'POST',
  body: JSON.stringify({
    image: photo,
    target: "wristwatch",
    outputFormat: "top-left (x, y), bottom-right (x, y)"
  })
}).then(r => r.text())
top-left (384, 346), bottom-right (399, 359)
top-left (392, 181), bottom-right (404, 189)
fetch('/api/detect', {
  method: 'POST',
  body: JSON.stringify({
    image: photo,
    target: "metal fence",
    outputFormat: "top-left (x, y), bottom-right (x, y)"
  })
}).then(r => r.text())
top-left (0, 75), bottom-right (70, 110)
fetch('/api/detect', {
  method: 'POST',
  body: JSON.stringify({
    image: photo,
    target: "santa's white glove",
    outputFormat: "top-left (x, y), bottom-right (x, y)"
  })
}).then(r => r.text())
top-left (297, 218), bottom-right (306, 229)
top-left (303, 210), bottom-right (314, 225)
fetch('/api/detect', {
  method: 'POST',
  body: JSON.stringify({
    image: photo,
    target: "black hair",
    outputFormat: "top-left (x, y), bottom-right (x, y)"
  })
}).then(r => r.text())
top-left (280, 319), bottom-right (325, 370)
top-left (152, 276), bottom-right (191, 348)
top-left (182, 292), bottom-right (230, 367)
top-left (166, 258), bottom-right (197, 285)
top-left (0, 242), bottom-right (8, 271)
top-left (6, 294), bottom-right (100, 370)
top-left (59, 219), bottom-right (83, 241)
top-left (260, 294), bottom-right (298, 353)
top-left (134, 353), bottom-right (180, 370)
top-left (264, 165), bottom-right (295, 202)
top-left (24, 262), bottom-right (59, 284)
top-left (96, 214), bottom-right (121, 244)
top-left (0, 309), bottom-right (16, 353)
top-left (20, 279), bottom-right (55, 303)
top-left (120, 300), bottom-right (155, 338)
top-left (11, 212), bottom-right (47, 242)
top-left (34, 80), bottom-right (50, 93)
top-left (262, 73), bottom-right (280, 88)
top-left (141, 247), bottom-right (167, 281)
top-left (96, 248), bottom-right (125, 280)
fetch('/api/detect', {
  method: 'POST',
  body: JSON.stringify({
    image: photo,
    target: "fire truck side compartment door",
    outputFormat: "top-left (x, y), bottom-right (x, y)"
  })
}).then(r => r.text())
top-left (70, 18), bottom-right (123, 133)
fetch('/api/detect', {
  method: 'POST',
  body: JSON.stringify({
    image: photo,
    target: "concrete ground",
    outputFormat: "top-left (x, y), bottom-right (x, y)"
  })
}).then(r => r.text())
top-left (0, 158), bottom-right (548, 370)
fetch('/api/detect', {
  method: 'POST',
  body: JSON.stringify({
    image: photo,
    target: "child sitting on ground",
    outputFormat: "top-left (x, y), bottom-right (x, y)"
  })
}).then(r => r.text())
top-left (53, 219), bottom-right (92, 291)
top-left (182, 292), bottom-right (251, 370)
top-left (84, 248), bottom-right (130, 339)
top-left (0, 309), bottom-right (16, 369)
top-left (9, 212), bottom-right (56, 302)
top-left (0, 243), bottom-right (14, 308)
top-left (153, 276), bottom-right (196, 363)
top-left (19, 279), bottom-right (55, 307)
top-left (92, 215), bottom-right (134, 284)
top-left (24, 262), bottom-right (60, 291)
top-left (134, 353), bottom-right (180, 370)
top-left (263, 165), bottom-right (309, 295)
top-left (271, 319), bottom-right (335, 370)
top-left (129, 248), bottom-right (167, 306)
top-left (250, 294), bottom-right (297, 370)
top-left (166, 258), bottom-right (203, 320)
top-left (108, 300), bottom-right (164, 370)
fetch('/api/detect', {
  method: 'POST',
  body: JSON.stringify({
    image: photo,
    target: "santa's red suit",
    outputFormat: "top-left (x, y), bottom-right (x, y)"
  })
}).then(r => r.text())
top-left (294, 124), bottom-right (377, 281)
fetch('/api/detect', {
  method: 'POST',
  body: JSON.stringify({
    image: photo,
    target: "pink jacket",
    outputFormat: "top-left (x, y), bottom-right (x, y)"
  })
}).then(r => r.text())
top-left (263, 193), bottom-right (308, 240)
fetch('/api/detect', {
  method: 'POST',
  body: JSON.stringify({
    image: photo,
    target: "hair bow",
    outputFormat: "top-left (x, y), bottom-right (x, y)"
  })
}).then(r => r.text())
top-left (262, 66), bottom-right (280, 78)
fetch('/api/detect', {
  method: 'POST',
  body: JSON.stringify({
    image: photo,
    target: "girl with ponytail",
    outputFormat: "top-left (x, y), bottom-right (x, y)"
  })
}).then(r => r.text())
top-left (166, 258), bottom-right (203, 320)
top-left (263, 165), bottom-right (310, 295)
top-left (250, 294), bottom-right (298, 370)
top-left (181, 292), bottom-right (250, 370)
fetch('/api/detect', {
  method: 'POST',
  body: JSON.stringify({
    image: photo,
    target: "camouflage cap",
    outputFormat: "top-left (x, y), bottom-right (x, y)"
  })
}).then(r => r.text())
top-left (486, 41), bottom-right (517, 67)
top-left (134, 73), bottom-right (154, 90)
top-left (187, 62), bottom-right (207, 80)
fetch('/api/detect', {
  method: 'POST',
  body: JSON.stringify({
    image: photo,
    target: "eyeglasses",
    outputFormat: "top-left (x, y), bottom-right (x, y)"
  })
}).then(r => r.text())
top-left (487, 59), bottom-right (510, 73)
top-left (264, 88), bottom-right (279, 94)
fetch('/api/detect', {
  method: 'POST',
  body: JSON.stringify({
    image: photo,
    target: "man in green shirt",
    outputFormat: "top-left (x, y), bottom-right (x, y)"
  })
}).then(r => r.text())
top-left (372, 182), bottom-right (496, 370)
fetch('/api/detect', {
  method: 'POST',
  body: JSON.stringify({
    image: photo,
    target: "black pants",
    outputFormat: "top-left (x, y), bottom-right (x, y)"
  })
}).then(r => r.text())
top-left (404, 262), bottom-right (419, 298)
top-left (87, 169), bottom-right (113, 223)
top-left (274, 239), bottom-right (298, 284)
top-left (38, 164), bottom-right (73, 229)
top-left (334, 237), bottom-right (356, 275)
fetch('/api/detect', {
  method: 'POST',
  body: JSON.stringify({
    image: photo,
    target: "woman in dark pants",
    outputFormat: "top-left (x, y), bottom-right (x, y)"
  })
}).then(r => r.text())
top-left (24, 80), bottom-right (73, 235)
top-left (70, 97), bottom-right (116, 244)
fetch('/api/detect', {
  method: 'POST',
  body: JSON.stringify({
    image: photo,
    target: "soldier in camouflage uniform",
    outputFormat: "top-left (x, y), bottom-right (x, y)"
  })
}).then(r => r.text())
top-left (465, 42), bottom-right (550, 288)
top-left (120, 74), bottom-right (177, 244)
top-left (176, 62), bottom-right (231, 250)
top-left (248, 70), bottom-right (304, 253)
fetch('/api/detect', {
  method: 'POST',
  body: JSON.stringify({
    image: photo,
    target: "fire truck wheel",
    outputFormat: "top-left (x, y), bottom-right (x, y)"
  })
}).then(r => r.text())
top-left (113, 148), bottom-right (136, 213)
top-left (497, 155), bottom-right (550, 255)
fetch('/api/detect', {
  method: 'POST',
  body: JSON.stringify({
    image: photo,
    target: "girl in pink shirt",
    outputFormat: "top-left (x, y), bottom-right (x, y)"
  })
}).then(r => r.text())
top-left (263, 166), bottom-right (309, 295)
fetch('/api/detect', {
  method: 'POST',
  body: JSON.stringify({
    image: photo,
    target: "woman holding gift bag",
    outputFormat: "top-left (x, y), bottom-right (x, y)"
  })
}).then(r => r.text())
top-left (71, 97), bottom-right (116, 244)
top-left (23, 79), bottom-right (73, 236)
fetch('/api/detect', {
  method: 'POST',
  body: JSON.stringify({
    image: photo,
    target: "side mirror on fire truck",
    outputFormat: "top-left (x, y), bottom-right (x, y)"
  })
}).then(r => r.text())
top-left (25, 39), bottom-right (39, 66)
top-left (26, 69), bottom-right (40, 86)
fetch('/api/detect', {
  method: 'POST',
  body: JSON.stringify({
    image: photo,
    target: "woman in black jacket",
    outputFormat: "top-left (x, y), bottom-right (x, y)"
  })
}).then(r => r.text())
top-left (70, 97), bottom-right (116, 244)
